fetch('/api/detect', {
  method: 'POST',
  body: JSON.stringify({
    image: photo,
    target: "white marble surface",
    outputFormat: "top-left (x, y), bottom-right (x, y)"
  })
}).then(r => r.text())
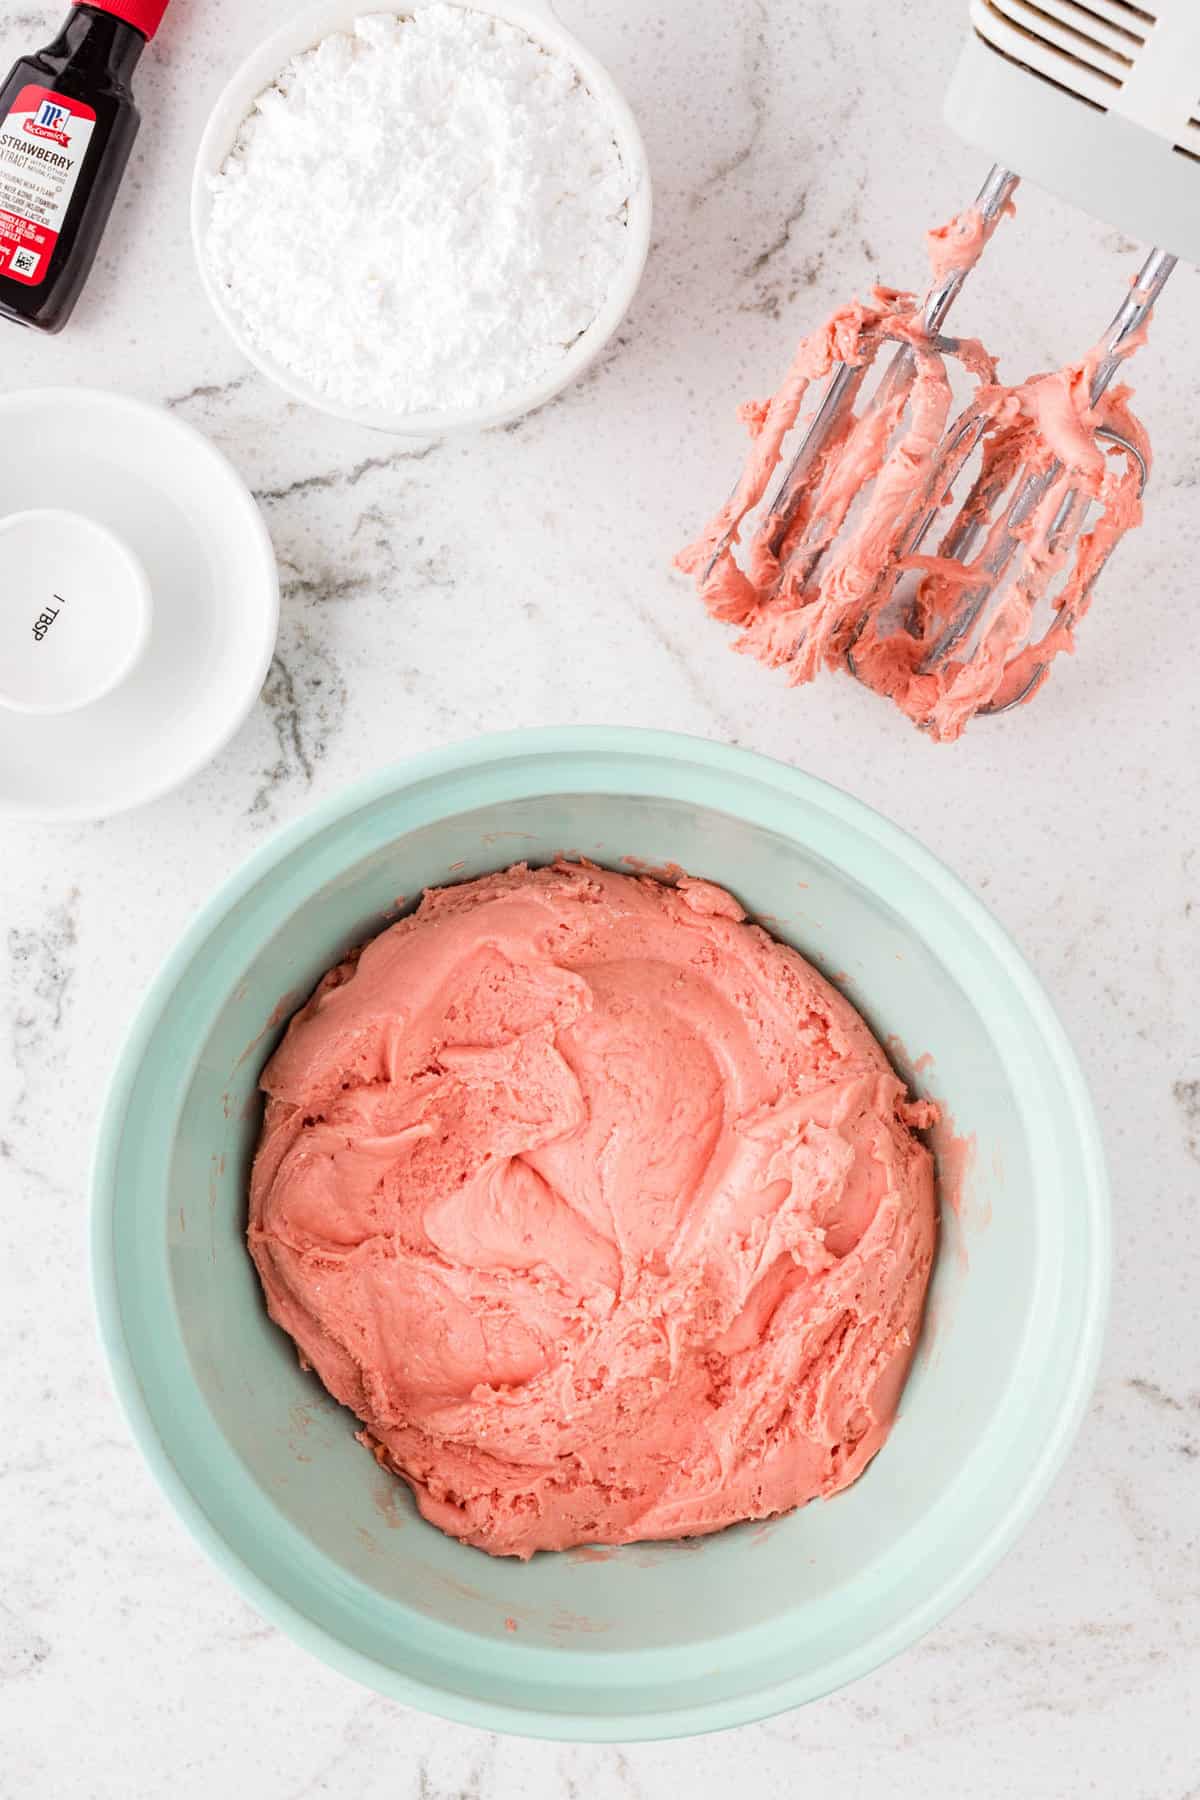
top-left (2, 0), bottom-right (1199, 1792)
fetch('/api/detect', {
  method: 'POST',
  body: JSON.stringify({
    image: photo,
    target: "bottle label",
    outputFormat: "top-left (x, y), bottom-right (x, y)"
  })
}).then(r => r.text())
top-left (0, 86), bottom-right (97, 289)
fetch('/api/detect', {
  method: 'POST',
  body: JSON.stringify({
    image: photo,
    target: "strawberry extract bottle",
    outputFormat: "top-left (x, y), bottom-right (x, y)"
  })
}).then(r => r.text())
top-left (0, 1), bottom-right (170, 334)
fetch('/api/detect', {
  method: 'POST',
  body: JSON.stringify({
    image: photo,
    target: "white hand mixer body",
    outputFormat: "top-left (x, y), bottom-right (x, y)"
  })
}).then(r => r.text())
top-left (948, 0), bottom-right (1200, 269)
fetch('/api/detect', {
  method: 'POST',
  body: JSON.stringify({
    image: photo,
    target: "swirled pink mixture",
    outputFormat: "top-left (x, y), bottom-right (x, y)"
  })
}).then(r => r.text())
top-left (249, 862), bottom-right (936, 1558)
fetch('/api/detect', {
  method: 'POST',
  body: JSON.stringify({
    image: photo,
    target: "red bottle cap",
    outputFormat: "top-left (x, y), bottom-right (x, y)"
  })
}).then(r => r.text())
top-left (74, 0), bottom-right (171, 39)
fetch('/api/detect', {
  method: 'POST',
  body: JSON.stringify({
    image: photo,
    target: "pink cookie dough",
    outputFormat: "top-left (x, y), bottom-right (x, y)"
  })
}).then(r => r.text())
top-left (248, 862), bottom-right (937, 1559)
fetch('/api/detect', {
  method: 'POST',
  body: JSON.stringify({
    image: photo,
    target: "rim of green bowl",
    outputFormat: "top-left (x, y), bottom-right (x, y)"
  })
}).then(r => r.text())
top-left (91, 727), bottom-right (1111, 1740)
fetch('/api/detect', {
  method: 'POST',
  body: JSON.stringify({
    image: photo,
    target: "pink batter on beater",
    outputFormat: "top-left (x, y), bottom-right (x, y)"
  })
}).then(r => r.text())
top-left (677, 200), bottom-right (1152, 741)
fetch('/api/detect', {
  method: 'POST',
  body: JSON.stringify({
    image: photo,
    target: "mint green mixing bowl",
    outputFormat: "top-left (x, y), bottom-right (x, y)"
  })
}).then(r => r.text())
top-left (91, 729), bottom-right (1109, 1740)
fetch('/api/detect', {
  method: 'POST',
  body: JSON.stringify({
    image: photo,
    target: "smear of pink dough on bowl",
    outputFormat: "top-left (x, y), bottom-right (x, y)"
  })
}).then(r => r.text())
top-left (92, 728), bottom-right (1108, 1740)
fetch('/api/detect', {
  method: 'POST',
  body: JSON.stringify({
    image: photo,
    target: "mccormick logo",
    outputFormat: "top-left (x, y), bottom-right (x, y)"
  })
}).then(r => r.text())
top-left (24, 100), bottom-right (72, 147)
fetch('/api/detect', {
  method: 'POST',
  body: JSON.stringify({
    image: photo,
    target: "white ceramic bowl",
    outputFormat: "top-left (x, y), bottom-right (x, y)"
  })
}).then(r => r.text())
top-left (191, 1), bottom-right (653, 436)
top-left (0, 507), bottom-right (152, 717)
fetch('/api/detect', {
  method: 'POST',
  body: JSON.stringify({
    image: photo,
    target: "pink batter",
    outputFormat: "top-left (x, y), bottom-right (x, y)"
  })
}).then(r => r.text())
top-left (249, 862), bottom-right (937, 1559)
top-left (677, 205), bottom-right (1151, 741)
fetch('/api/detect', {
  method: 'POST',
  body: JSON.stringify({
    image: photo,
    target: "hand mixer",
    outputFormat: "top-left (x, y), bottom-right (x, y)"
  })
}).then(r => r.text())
top-left (682, 0), bottom-right (1200, 737)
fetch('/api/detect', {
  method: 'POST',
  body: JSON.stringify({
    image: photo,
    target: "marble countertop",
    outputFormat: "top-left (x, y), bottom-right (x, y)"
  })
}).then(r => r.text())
top-left (2, 0), bottom-right (1198, 1793)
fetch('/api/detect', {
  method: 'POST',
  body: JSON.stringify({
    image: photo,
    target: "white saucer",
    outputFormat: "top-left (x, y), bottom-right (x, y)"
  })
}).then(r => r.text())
top-left (0, 389), bottom-right (278, 820)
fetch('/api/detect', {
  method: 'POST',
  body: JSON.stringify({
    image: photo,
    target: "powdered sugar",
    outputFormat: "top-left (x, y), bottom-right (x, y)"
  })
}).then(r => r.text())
top-left (203, 7), bottom-right (635, 417)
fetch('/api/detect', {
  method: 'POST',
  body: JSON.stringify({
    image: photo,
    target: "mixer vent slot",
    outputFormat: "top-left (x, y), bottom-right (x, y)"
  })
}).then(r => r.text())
top-left (973, 24), bottom-right (1107, 112)
top-left (1176, 107), bottom-right (1200, 164)
top-left (1046, 0), bottom-right (1147, 47)
top-left (1103, 1), bottom-right (1156, 24)
top-left (982, 0), bottom-right (1143, 90)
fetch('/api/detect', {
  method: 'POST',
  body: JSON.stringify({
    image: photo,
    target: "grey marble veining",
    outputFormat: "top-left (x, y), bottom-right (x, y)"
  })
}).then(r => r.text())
top-left (1, 0), bottom-right (1198, 1794)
